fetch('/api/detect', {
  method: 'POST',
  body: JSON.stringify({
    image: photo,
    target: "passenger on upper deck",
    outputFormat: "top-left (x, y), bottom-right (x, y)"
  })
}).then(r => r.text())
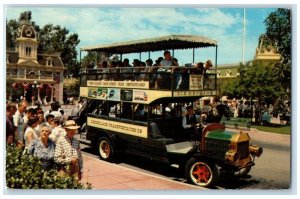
top-left (138, 62), bottom-right (148, 81)
top-left (123, 58), bottom-right (132, 68)
top-left (132, 59), bottom-right (141, 80)
top-left (191, 62), bottom-right (204, 74)
top-left (101, 61), bottom-right (109, 80)
top-left (153, 57), bottom-right (163, 67)
top-left (146, 59), bottom-right (153, 67)
top-left (204, 60), bottom-right (213, 74)
top-left (160, 51), bottom-right (178, 67)
top-left (122, 58), bottom-right (133, 80)
top-left (109, 61), bottom-right (119, 80)
top-left (203, 60), bottom-right (213, 89)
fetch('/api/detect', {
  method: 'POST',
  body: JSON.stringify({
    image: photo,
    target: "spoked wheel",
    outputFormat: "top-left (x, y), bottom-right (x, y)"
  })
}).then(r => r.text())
top-left (98, 137), bottom-right (114, 161)
top-left (185, 158), bottom-right (219, 188)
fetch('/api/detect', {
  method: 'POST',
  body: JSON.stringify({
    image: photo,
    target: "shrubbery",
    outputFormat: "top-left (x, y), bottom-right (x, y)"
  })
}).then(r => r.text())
top-left (6, 145), bottom-right (91, 189)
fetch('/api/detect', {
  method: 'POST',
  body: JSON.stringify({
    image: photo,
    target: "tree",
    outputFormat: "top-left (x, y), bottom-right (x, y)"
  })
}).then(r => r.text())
top-left (264, 8), bottom-right (291, 64)
top-left (219, 78), bottom-right (241, 99)
top-left (238, 61), bottom-right (283, 105)
top-left (264, 8), bottom-right (291, 104)
top-left (6, 11), bottom-right (80, 77)
top-left (81, 51), bottom-right (98, 69)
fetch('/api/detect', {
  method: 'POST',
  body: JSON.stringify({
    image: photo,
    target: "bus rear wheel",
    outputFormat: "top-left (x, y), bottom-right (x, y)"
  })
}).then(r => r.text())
top-left (185, 158), bottom-right (219, 188)
top-left (98, 137), bottom-right (114, 161)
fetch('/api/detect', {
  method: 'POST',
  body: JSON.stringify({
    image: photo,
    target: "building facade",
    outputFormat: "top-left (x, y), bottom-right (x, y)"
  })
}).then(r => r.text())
top-left (6, 20), bottom-right (64, 104)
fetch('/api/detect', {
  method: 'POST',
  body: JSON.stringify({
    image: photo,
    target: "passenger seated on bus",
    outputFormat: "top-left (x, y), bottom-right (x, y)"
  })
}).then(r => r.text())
top-left (204, 60), bottom-right (213, 74)
top-left (191, 62), bottom-right (204, 74)
top-left (122, 58), bottom-right (133, 80)
top-left (152, 104), bottom-right (162, 115)
top-left (160, 51), bottom-right (178, 67)
top-left (146, 59), bottom-right (153, 67)
top-left (134, 104), bottom-right (145, 121)
top-left (132, 59), bottom-right (141, 80)
top-left (109, 61), bottom-right (119, 80)
top-left (182, 105), bottom-right (201, 140)
top-left (101, 61), bottom-right (109, 80)
top-left (203, 60), bottom-right (213, 89)
top-left (138, 62), bottom-right (148, 81)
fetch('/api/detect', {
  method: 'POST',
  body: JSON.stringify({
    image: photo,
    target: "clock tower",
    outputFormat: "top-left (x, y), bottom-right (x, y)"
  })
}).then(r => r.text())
top-left (15, 20), bottom-right (39, 64)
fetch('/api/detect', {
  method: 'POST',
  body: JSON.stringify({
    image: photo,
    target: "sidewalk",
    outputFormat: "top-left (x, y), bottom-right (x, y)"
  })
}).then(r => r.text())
top-left (80, 154), bottom-right (202, 190)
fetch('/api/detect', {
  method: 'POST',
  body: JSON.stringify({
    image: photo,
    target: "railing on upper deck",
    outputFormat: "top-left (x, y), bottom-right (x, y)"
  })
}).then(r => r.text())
top-left (79, 66), bottom-right (217, 91)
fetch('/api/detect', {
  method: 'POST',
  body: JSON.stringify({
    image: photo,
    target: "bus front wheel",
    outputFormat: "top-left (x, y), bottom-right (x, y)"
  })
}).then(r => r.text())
top-left (185, 158), bottom-right (219, 188)
top-left (98, 137), bottom-right (115, 161)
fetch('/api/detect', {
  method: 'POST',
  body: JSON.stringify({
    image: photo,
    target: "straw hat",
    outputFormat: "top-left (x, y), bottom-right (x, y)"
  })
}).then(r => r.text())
top-left (63, 120), bottom-right (80, 129)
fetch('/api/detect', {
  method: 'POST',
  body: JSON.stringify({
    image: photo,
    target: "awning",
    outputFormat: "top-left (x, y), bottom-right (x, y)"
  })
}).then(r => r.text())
top-left (80, 34), bottom-right (218, 54)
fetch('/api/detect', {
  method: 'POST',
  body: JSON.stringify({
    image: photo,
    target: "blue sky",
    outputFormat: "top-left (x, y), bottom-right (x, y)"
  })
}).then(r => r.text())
top-left (5, 6), bottom-right (278, 65)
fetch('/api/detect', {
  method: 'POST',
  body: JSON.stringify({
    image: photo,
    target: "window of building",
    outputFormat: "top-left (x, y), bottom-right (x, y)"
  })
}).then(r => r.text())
top-left (25, 47), bottom-right (32, 56)
top-left (46, 57), bottom-right (53, 66)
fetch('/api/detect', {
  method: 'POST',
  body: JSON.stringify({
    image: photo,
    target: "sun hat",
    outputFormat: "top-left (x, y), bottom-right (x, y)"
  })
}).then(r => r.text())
top-left (63, 120), bottom-right (80, 129)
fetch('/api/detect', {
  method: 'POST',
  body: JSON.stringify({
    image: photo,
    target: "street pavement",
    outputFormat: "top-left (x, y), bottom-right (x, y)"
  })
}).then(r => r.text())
top-left (80, 154), bottom-right (201, 190)
top-left (43, 104), bottom-right (291, 190)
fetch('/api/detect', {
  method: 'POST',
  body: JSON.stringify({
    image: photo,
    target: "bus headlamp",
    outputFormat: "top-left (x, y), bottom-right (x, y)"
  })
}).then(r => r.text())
top-left (249, 145), bottom-right (263, 157)
top-left (225, 150), bottom-right (240, 163)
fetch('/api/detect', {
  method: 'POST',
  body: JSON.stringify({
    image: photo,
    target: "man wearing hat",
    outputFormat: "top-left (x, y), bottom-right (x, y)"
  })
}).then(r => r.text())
top-left (54, 120), bottom-right (83, 180)
top-left (182, 105), bottom-right (201, 140)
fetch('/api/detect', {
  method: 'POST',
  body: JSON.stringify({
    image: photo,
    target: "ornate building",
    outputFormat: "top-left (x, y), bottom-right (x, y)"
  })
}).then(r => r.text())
top-left (6, 20), bottom-right (64, 104)
top-left (254, 34), bottom-right (281, 64)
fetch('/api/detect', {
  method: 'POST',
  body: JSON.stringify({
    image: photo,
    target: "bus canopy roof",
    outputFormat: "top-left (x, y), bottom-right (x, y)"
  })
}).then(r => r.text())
top-left (80, 34), bottom-right (218, 54)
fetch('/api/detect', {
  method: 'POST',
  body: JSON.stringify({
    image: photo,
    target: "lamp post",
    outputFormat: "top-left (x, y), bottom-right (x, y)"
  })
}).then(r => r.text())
top-left (32, 80), bottom-right (38, 103)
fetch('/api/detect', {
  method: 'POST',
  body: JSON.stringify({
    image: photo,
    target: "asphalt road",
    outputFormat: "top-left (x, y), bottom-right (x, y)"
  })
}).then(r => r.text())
top-left (80, 141), bottom-right (291, 190)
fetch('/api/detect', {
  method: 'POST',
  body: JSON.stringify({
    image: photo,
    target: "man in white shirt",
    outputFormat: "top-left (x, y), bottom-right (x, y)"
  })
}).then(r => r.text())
top-left (159, 51), bottom-right (178, 67)
top-left (13, 100), bottom-right (28, 144)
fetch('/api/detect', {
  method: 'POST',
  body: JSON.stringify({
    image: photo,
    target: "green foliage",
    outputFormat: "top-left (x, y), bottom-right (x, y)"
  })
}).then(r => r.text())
top-left (64, 79), bottom-right (80, 97)
top-left (238, 61), bottom-right (283, 104)
top-left (81, 51), bottom-right (98, 68)
top-left (6, 146), bottom-right (92, 189)
top-left (264, 8), bottom-right (291, 64)
top-left (264, 8), bottom-right (291, 104)
top-left (219, 78), bottom-right (241, 99)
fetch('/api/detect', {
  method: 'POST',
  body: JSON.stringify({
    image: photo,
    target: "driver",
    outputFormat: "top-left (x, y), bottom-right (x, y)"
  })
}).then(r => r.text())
top-left (182, 105), bottom-right (201, 140)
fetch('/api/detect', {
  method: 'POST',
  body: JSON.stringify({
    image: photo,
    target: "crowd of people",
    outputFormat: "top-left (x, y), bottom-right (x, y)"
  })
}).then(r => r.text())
top-left (6, 100), bottom-right (83, 180)
top-left (87, 50), bottom-right (213, 89)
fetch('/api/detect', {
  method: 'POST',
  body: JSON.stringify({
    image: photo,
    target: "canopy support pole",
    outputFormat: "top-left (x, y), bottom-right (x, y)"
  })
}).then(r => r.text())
top-left (80, 50), bottom-right (82, 68)
top-left (148, 51), bottom-right (150, 59)
top-left (215, 46), bottom-right (218, 68)
top-left (139, 52), bottom-right (141, 61)
top-left (192, 48), bottom-right (195, 63)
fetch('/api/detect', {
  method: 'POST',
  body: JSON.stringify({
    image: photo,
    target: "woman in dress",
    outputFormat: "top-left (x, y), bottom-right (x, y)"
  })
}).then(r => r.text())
top-left (24, 117), bottom-right (39, 147)
top-left (28, 124), bottom-right (56, 170)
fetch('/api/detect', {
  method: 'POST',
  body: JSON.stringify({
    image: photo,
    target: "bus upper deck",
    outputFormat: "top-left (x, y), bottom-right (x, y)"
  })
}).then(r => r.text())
top-left (79, 34), bottom-right (218, 102)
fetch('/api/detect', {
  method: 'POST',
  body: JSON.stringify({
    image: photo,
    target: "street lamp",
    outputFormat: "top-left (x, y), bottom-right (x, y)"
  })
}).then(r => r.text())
top-left (32, 80), bottom-right (38, 102)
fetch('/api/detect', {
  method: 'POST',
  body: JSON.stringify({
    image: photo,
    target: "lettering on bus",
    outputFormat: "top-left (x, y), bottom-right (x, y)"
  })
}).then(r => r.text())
top-left (173, 90), bottom-right (217, 97)
top-left (87, 80), bottom-right (149, 89)
top-left (87, 117), bottom-right (148, 138)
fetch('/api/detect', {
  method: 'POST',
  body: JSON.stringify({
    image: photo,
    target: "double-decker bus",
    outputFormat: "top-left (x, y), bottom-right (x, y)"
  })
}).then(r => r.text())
top-left (78, 35), bottom-right (262, 188)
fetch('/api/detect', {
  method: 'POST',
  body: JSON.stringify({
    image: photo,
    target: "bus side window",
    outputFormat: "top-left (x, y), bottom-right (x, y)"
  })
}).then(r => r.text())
top-left (121, 102), bottom-right (133, 120)
top-left (133, 104), bottom-right (146, 121)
